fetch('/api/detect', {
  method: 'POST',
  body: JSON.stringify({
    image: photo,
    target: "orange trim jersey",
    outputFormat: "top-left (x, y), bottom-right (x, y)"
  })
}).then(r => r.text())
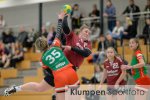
top-left (40, 38), bottom-right (79, 93)
top-left (130, 50), bottom-right (150, 86)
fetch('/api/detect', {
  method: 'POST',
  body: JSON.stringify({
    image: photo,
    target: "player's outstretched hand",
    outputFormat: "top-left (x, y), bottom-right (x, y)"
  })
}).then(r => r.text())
top-left (121, 65), bottom-right (132, 70)
top-left (58, 11), bottom-right (66, 20)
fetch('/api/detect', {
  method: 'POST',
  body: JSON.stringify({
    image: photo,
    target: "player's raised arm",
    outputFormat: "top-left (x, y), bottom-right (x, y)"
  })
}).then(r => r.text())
top-left (62, 15), bottom-right (70, 34)
top-left (52, 11), bottom-right (65, 47)
top-left (56, 11), bottom-right (65, 40)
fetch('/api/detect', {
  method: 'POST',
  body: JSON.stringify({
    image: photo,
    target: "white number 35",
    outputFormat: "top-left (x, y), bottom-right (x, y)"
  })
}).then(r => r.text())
top-left (46, 49), bottom-right (61, 64)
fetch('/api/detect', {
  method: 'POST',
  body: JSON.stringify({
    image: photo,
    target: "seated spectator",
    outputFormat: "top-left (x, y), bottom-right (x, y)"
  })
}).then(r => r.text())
top-left (110, 20), bottom-right (124, 39)
top-left (47, 25), bottom-right (56, 45)
top-left (82, 66), bottom-right (104, 84)
top-left (17, 26), bottom-right (28, 48)
top-left (105, 33), bottom-right (117, 51)
top-left (121, 17), bottom-right (135, 45)
top-left (0, 41), bottom-right (10, 68)
top-left (93, 34), bottom-right (107, 64)
top-left (41, 26), bottom-right (48, 38)
top-left (2, 28), bottom-right (15, 49)
top-left (25, 28), bottom-right (35, 49)
top-left (89, 23), bottom-right (100, 42)
top-left (10, 41), bottom-right (24, 68)
top-left (138, 18), bottom-right (150, 44)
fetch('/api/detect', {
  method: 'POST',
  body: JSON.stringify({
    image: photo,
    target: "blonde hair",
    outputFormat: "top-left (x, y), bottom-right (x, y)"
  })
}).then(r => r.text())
top-left (35, 37), bottom-right (48, 51)
top-left (126, 17), bottom-right (132, 26)
top-left (79, 24), bottom-right (90, 32)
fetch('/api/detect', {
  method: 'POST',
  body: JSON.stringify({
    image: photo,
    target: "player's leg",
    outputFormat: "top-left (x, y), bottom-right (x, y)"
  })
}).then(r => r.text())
top-left (134, 87), bottom-right (148, 100)
top-left (117, 94), bottom-right (126, 100)
top-left (21, 79), bottom-right (54, 92)
top-left (116, 86), bottom-right (126, 100)
top-left (4, 75), bottom-right (54, 96)
top-left (106, 95), bottom-right (115, 100)
top-left (134, 76), bottom-right (150, 100)
top-left (54, 79), bottom-right (66, 100)
top-left (56, 92), bottom-right (65, 100)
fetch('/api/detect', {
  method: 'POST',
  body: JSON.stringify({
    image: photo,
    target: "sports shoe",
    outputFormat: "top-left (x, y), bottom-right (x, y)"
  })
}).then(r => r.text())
top-left (4, 85), bottom-right (17, 96)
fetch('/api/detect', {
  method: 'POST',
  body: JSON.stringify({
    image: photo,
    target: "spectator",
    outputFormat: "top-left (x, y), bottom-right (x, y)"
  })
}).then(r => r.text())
top-left (41, 26), bottom-right (48, 38)
top-left (121, 17), bottom-right (136, 45)
top-left (93, 34), bottom-right (107, 64)
top-left (105, 33), bottom-right (117, 51)
top-left (10, 41), bottom-right (24, 68)
top-left (122, 0), bottom-right (140, 37)
top-left (2, 28), bottom-right (15, 45)
top-left (104, 0), bottom-right (116, 32)
top-left (71, 4), bottom-right (83, 30)
top-left (0, 41), bottom-right (10, 68)
top-left (144, 0), bottom-right (150, 19)
top-left (89, 4), bottom-right (100, 27)
top-left (110, 20), bottom-right (124, 39)
top-left (90, 23), bottom-right (100, 42)
top-left (0, 15), bottom-right (6, 36)
top-left (25, 28), bottom-right (35, 49)
top-left (89, 4), bottom-right (100, 17)
top-left (47, 25), bottom-right (56, 45)
top-left (138, 18), bottom-right (150, 44)
top-left (82, 66), bottom-right (103, 84)
top-left (17, 26), bottom-right (28, 48)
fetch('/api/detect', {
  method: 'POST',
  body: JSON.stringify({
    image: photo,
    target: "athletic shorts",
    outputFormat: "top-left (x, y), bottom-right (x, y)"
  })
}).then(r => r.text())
top-left (53, 66), bottom-right (79, 93)
top-left (44, 66), bottom-right (77, 87)
top-left (135, 75), bottom-right (150, 91)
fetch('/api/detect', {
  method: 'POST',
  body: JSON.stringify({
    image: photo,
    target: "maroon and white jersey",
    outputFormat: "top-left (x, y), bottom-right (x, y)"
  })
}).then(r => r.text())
top-left (104, 56), bottom-right (126, 85)
top-left (64, 31), bottom-right (91, 67)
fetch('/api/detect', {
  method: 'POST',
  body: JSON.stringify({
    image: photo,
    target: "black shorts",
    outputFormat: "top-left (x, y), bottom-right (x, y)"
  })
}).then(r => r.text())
top-left (44, 66), bottom-right (77, 87)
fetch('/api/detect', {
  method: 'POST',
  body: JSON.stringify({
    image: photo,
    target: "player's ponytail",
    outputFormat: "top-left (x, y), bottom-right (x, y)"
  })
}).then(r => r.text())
top-left (35, 37), bottom-right (49, 52)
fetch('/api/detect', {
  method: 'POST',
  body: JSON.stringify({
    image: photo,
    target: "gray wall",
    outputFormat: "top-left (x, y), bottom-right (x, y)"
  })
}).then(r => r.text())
top-left (0, 0), bottom-right (147, 31)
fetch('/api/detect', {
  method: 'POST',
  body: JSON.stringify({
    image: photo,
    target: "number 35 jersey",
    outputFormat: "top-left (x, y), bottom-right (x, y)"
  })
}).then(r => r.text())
top-left (41, 47), bottom-right (70, 71)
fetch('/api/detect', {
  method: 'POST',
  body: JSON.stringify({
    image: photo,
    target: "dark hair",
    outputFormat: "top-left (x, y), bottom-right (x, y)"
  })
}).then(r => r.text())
top-left (99, 34), bottom-right (104, 37)
top-left (74, 4), bottom-right (79, 7)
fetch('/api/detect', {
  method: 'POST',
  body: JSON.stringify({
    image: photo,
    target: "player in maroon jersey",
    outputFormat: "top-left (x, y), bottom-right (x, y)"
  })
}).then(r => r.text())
top-left (100, 47), bottom-right (126, 100)
top-left (62, 15), bottom-right (92, 69)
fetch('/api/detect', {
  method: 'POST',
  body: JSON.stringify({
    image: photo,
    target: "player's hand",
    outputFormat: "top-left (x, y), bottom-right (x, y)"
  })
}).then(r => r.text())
top-left (58, 11), bottom-right (65, 20)
top-left (121, 65), bottom-right (132, 70)
top-left (114, 82), bottom-right (119, 89)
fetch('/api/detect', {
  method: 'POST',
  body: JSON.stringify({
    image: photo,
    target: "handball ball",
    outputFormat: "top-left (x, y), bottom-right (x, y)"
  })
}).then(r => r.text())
top-left (63, 4), bottom-right (72, 14)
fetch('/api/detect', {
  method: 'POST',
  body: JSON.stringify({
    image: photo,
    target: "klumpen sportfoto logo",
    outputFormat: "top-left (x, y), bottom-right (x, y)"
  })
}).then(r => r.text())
top-left (65, 85), bottom-right (150, 100)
